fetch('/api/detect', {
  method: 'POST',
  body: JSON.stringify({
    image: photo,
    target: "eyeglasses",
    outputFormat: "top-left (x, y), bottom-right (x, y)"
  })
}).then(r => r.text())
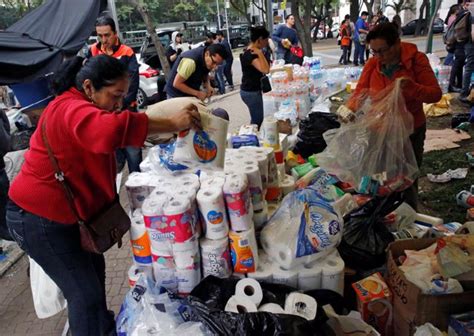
top-left (209, 55), bottom-right (220, 68)
top-left (370, 46), bottom-right (392, 56)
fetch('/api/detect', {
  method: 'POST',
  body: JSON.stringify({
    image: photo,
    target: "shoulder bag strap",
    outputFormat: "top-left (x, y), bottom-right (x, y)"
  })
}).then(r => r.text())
top-left (41, 119), bottom-right (84, 224)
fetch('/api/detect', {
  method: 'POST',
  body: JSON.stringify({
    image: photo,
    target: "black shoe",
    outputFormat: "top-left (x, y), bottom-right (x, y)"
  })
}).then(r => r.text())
top-left (449, 86), bottom-right (462, 93)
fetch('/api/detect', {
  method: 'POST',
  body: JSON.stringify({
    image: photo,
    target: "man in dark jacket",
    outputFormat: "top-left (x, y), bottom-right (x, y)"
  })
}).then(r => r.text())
top-left (215, 30), bottom-right (235, 94)
top-left (0, 109), bottom-right (10, 241)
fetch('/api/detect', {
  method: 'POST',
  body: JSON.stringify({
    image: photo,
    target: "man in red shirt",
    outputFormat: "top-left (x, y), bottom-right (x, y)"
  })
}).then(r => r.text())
top-left (87, 16), bottom-right (142, 173)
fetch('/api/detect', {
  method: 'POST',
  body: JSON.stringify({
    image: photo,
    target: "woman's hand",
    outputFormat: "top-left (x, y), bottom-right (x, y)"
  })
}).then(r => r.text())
top-left (170, 104), bottom-right (202, 131)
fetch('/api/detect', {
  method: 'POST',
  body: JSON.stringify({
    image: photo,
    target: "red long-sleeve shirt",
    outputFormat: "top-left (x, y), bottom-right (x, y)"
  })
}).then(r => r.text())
top-left (9, 88), bottom-right (148, 224)
top-left (348, 42), bottom-right (442, 129)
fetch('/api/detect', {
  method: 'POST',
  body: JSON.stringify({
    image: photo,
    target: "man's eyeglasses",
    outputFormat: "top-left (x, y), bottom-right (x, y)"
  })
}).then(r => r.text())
top-left (210, 55), bottom-right (219, 67)
top-left (370, 46), bottom-right (392, 56)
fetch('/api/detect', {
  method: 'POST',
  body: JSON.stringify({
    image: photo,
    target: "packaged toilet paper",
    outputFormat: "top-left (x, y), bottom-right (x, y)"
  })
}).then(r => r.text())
top-left (229, 225), bottom-right (259, 273)
top-left (196, 187), bottom-right (229, 240)
top-left (200, 237), bottom-right (232, 278)
top-left (125, 172), bottom-right (153, 210)
top-left (172, 235), bottom-right (200, 270)
top-left (223, 173), bottom-right (254, 232)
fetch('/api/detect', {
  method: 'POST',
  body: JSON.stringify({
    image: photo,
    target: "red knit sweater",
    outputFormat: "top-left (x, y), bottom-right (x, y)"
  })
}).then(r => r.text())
top-left (9, 88), bottom-right (148, 224)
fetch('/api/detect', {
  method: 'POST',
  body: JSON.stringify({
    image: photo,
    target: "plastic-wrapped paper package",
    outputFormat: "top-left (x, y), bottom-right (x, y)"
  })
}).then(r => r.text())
top-left (316, 79), bottom-right (419, 194)
top-left (261, 188), bottom-right (343, 270)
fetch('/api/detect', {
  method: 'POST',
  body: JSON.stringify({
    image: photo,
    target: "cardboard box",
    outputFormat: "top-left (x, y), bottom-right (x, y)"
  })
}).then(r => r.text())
top-left (448, 311), bottom-right (474, 336)
top-left (387, 238), bottom-right (474, 335)
top-left (353, 272), bottom-right (393, 336)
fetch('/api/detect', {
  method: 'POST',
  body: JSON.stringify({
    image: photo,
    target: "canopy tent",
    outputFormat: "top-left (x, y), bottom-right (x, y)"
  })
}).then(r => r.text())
top-left (0, 0), bottom-right (107, 85)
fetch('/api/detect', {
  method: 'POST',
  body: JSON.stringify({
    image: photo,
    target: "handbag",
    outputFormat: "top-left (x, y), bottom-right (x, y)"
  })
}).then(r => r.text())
top-left (41, 119), bottom-right (130, 254)
top-left (261, 75), bottom-right (272, 93)
top-left (454, 11), bottom-right (472, 44)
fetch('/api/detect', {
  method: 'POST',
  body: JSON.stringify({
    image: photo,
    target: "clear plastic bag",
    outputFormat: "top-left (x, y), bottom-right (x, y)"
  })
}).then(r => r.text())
top-left (316, 79), bottom-right (419, 194)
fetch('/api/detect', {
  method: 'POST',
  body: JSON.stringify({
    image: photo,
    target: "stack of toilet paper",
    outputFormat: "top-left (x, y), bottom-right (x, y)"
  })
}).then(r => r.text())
top-left (225, 278), bottom-right (318, 320)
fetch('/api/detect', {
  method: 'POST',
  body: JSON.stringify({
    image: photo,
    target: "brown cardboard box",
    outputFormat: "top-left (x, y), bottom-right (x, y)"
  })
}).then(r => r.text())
top-left (387, 238), bottom-right (474, 335)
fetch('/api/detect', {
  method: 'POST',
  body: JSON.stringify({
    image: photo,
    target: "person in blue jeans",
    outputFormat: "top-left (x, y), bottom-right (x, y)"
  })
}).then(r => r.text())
top-left (216, 31), bottom-right (234, 94)
top-left (240, 26), bottom-right (271, 128)
top-left (272, 15), bottom-right (299, 60)
top-left (353, 11), bottom-right (369, 66)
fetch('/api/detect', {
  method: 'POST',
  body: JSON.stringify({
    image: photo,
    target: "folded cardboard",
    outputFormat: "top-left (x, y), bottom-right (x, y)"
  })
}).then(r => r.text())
top-left (387, 238), bottom-right (474, 335)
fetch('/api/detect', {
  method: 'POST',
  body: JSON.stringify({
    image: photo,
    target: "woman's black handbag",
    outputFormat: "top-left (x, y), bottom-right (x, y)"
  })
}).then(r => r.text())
top-left (261, 75), bottom-right (272, 93)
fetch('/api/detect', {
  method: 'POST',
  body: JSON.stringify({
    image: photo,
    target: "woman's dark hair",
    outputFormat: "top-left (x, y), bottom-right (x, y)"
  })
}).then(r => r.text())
top-left (250, 26), bottom-right (270, 42)
top-left (285, 14), bottom-right (294, 21)
top-left (206, 32), bottom-right (217, 40)
top-left (95, 16), bottom-right (116, 33)
top-left (366, 22), bottom-right (400, 46)
top-left (50, 55), bottom-right (128, 95)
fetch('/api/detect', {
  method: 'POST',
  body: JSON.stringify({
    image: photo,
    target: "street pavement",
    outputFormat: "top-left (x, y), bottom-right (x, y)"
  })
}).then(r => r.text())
top-left (0, 35), bottom-right (448, 336)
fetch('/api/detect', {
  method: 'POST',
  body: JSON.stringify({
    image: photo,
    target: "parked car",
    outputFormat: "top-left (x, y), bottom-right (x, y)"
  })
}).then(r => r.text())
top-left (136, 56), bottom-right (165, 108)
top-left (401, 18), bottom-right (445, 35)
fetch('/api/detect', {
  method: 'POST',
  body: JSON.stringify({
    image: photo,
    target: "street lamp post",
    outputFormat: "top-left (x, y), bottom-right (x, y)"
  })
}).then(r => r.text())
top-left (216, 0), bottom-right (222, 30)
top-left (225, 0), bottom-right (231, 41)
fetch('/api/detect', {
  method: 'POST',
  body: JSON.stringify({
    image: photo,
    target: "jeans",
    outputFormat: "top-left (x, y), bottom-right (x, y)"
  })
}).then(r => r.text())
top-left (339, 46), bottom-right (349, 64)
top-left (240, 89), bottom-right (264, 128)
top-left (276, 50), bottom-right (287, 61)
top-left (450, 45), bottom-right (465, 89)
top-left (116, 146), bottom-right (142, 173)
top-left (353, 40), bottom-right (365, 65)
top-left (0, 169), bottom-right (11, 240)
top-left (444, 52), bottom-right (454, 66)
top-left (215, 64), bottom-right (226, 94)
top-left (6, 201), bottom-right (115, 336)
top-left (224, 59), bottom-right (234, 87)
top-left (403, 124), bottom-right (426, 211)
top-left (462, 42), bottom-right (474, 97)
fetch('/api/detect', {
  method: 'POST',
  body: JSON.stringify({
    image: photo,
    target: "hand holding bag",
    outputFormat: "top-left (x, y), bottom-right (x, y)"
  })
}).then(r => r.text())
top-left (41, 119), bottom-right (130, 254)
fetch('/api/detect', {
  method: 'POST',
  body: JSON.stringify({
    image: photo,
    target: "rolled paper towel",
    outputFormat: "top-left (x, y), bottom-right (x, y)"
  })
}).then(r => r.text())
top-left (243, 164), bottom-right (264, 211)
top-left (224, 295), bottom-right (258, 313)
top-left (272, 266), bottom-right (298, 288)
top-left (253, 209), bottom-right (268, 231)
top-left (197, 187), bottom-right (230, 240)
top-left (321, 252), bottom-right (345, 296)
top-left (224, 173), bottom-right (254, 232)
top-left (261, 116), bottom-right (280, 150)
top-left (235, 278), bottom-right (263, 306)
top-left (298, 261), bottom-right (323, 291)
top-left (162, 197), bottom-right (194, 243)
top-left (126, 172), bottom-right (152, 210)
top-left (177, 173), bottom-right (201, 192)
top-left (200, 237), bottom-right (232, 278)
top-left (229, 225), bottom-right (259, 273)
top-left (284, 292), bottom-right (318, 321)
top-left (199, 170), bottom-right (226, 183)
top-left (176, 268), bottom-right (201, 295)
top-left (281, 175), bottom-right (296, 196)
top-left (128, 264), bottom-right (145, 288)
top-left (255, 154), bottom-right (269, 190)
top-left (259, 303), bottom-right (286, 314)
top-left (224, 160), bottom-right (241, 173)
top-left (172, 235), bottom-right (200, 270)
top-left (129, 211), bottom-right (152, 266)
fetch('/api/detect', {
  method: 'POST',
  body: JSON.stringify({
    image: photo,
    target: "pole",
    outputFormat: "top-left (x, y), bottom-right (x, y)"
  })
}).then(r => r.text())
top-left (266, 0), bottom-right (273, 33)
top-left (426, 0), bottom-right (440, 54)
top-left (225, 0), bottom-right (231, 42)
top-left (107, 0), bottom-right (121, 38)
top-left (216, 0), bottom-right (222, 30)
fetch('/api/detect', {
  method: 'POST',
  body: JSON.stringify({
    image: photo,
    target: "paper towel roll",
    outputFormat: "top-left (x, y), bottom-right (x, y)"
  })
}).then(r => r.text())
top-left (255, 154), bottom-right (269, 190)
top-left (284, 292), bottom-right (317, 320)
top-left (200, 176), bottom-right (226, 190)
top-left (177, 174), bottom-right (201, 192)
top-left (142, 194), bottom-right (174, 252)
top-left (224, 295), bottom-right (258, 313)
top-left (266, 151), bottom-right (279, 187)
top-left (200, 170), bottom-right (226, 183)
top-left (243, 164), bottom-right (264, 211)
top-left (229, 226), bottom-right (259, 273)
top-left (200, 237), bottom-right (232, 278)
top-left (253, 209), bottom-right (268, 230)
top-left (298, 261), bottom-right (323, 291)
top-left (163, 197), bottom-right (194, 243)
top-left (321, 252), bottom-right (345, 296)
top-left (172, 235), bottom-right (200, 270)
top-left (130, 213), bottom-right (152, 265)
top-left (153, 268), bottom-right (177, 291)
top-left (281, 175), bottom-right (296, 196)
top-left (272, 265), bottom-right (298, 288)
top-left (176, 268), bottom-right (201, 295)
top-left (224, 173), bottom-right (254, 232)
top-left (235, 278), bottom-right (263, 306)
top-left (126, 172), bottom-right (152, 210)
top-left (197, 187), bottom-right (230, 239)
top-left (259, 303), bottom-right (285, 314)
top-left (261, 116), bottom-right (280, 150)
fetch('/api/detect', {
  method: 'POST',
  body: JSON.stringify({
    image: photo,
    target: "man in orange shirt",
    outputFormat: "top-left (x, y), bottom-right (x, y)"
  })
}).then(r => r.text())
top-left (340, 23), bottom-right (442, 210)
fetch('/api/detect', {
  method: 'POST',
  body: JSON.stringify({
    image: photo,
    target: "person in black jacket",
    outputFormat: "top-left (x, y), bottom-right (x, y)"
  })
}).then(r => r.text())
top-left (215, 30), bottom-right (235, 94)
top-left (166, 31), bottom-right (184, 69)
top-left (0, 109), bottom-right (10, 241)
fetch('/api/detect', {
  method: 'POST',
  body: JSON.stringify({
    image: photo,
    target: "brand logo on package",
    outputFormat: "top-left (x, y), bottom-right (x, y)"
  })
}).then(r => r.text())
top-left (240, 257), bottom-right (255, 267)
top-left (193, 131), bottom-right (217, 163)
top-left (207, 210), bottom-right (223, 224)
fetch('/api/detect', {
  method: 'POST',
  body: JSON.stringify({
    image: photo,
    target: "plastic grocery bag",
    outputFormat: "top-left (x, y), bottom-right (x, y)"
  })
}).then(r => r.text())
top-left (316, 79), bottom-right (419, 194)
top-left (260, 188), bottom-right (343, 270)
top-left (338, 193), bottom-right (402, 270)
top-left (29, 257), bottom-right (67, 319)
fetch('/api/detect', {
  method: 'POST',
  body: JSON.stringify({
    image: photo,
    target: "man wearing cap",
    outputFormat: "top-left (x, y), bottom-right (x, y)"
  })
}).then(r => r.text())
top-left (87, 15), bottom-right (141, 173)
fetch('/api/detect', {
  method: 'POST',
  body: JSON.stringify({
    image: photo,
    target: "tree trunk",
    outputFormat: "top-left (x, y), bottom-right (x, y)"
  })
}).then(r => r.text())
top-left (127, 0), bottom-right (170, 77)
top-left (291, 0), bottom-right (313, 57)
top-left (350, 0), bottom-right (360, 23)
top-left (363, 0), bottom-right (375, 17)
top-left (414, 0), bottom-right (427, 36)
top-left (425, 0), bottom-right (442, 53)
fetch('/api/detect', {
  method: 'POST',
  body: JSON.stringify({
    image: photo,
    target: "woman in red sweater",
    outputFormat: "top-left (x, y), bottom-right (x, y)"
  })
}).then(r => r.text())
top-left (6, 55), bottom-right (201, 336)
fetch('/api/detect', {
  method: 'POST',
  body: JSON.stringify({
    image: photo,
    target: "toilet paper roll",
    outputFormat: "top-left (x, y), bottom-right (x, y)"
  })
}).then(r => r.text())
top-left (147, 229), bottom-right (173, 255)
top-left (126, 172), bottom-right (153, 210)
top-left (128, 264), bottom-right (145, 288)
top-left (197, 187), bottom-right (230, 240)
top-left (261, 116), bottom-right (280, 150)
top-left (224, 295), bottom-right (258, 313)
top-left (200, 237), bottom-right (232, 278)
top-left (224, 173), bottom-right (254, 232)
top-left (284, 292), bottom-right (317, 321)
top-left (152, 253), bottom-right (175, 271)
top-left (229, 226), bottom-right (259, 273)
top-left (272, 266), bottom-right (298, 288)
top-left (130, 213), bottom-right (152, 265)
top-left (259, 303), bottom-right (285, 314)
top-left (224, 160), bottom-right (241, 173)
top-left (142, 194), bottom-right (174, 252)
top-left (172, 235), bottom-right (200, 270)
top-left (247, 260), bottom-right (273, 282)
top-left (253, 209), bottom-right (268, 230)
top-left (255, 154), bottom-right (269, 190)
top-left (200, 176), bottom-right (226, 190)
top-left (235, 278), bottom-right (263, 306)
top-left (267, 153), bottom-right (279, 187)
top-left (281, 175), bottom-right (296, 196)
top-left (176, 268), bottom-right (201, 295)
top-left (162, 197), bottom-right (194, 243)
top-left (153, 268), bottom-right (177, 291)
top-left (321, 252), bottom-right (345, 296)
top-left (200, 170), bottom-right (226, 183)
top-left (243, 165), bottom-right (264, 211)
top-left (298, 261), bottom-right (323, 291)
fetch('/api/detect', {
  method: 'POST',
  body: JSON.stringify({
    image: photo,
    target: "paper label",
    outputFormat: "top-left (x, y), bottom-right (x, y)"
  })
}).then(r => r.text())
top-left (193, 131), bottom-right (218, 163)
top-left (144, 211), bottom-right (194, 243)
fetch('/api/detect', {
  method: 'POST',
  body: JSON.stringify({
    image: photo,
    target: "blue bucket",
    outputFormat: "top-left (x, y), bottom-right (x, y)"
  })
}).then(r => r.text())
top-left (9, 77), bottom-right (53, 111)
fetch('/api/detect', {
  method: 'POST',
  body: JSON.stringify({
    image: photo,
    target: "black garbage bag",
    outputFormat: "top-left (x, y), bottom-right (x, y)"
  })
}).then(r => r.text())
top-left (338, 193), bottom-right (403, 270)
top-left (293, 112), bottom-right (340, 158)
top-left (183, 276), bottom-right (348, 336)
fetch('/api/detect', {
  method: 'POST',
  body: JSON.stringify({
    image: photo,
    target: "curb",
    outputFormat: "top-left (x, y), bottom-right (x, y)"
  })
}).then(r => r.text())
top-left (0, 241), bottom-right (25, 277)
